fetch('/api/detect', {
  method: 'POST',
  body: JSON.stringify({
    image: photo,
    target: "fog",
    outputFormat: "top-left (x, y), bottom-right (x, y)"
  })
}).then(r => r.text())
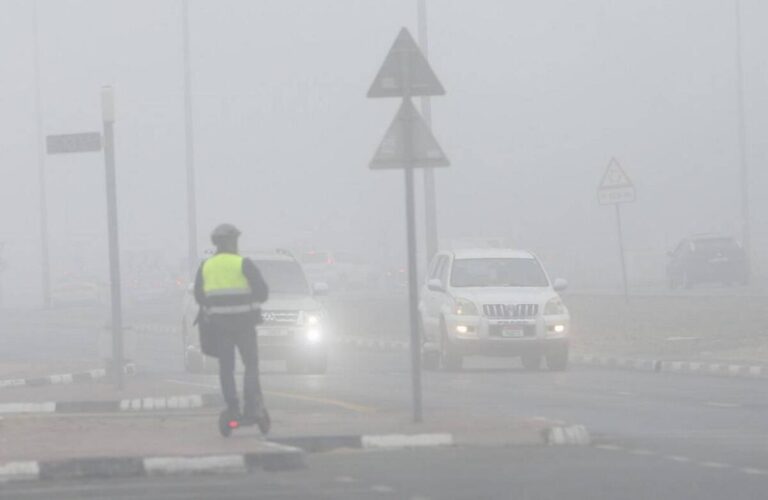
top-left (2, 0), bottom-right (768, 306)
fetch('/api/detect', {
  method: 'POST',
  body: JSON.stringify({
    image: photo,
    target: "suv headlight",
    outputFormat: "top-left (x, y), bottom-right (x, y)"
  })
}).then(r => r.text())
top-left (453, 298), bottom-right (478, 316)
top-left (299, 311), bottom-right (322, 326)
top-left (544, 297), bottom-right (567, 316)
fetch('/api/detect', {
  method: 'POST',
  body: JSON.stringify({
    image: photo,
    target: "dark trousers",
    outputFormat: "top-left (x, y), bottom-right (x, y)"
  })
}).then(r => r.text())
top-left (217, 325), bottom-right (264, 415)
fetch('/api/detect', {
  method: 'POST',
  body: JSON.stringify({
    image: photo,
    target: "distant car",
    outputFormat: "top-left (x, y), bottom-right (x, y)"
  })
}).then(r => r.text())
top-left (419, 248), bottom-right (570, 371)
top-left (667, 235), bottom-right (747, 289)
top-left (51, 275), bottom-right (106, 307)
top-left (300, 251), bottom-right (379, 291)
top-left (182, 250), bottom-right (329, 374)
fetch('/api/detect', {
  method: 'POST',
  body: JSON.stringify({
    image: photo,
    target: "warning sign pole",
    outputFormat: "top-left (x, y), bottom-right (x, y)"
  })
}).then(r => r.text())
top-left (614, 204), bottom-right (629, 303)
top-left (368, 28), bottom-right (448, 423)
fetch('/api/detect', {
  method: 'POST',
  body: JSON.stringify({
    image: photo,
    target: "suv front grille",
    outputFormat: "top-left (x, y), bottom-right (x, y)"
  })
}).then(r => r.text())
top-left (483, 304), bottom-right (539, 319)
top-left (261, 310), bottom-right (300, 325)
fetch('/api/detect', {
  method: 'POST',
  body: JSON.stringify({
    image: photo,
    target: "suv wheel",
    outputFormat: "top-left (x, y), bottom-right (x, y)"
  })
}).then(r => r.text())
top-left (546, 344), bottom-right (569, 371)
top-left (521, 353), bottom-right (542, 371)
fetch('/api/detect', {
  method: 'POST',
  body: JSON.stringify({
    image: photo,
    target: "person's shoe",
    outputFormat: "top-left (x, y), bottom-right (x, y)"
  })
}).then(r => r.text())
top-left (242, 407), bottom-right (271, 435)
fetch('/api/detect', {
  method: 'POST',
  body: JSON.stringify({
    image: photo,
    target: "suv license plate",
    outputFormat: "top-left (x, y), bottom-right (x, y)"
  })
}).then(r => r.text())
top-left (501, 328), bottom-right (525, 338)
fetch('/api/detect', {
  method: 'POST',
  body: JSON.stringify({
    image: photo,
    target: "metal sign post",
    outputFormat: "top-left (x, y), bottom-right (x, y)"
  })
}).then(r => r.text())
top-left (368, 28), bottom-right (449, 423)
top-left (45, 90), bottom-right (124, 389)
top-left (101, 86), bottom-right (125, 390)
top-left (598, 158), bottom-right (635, 302)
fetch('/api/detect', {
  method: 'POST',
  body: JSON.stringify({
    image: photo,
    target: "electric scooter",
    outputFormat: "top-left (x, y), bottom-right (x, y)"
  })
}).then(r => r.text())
top-left (218, 408), bottom-right (271, 437)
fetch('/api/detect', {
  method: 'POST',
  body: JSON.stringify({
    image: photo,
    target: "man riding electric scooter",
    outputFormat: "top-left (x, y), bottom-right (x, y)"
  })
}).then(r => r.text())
top-left (194, 223), bottom-right (270, 436)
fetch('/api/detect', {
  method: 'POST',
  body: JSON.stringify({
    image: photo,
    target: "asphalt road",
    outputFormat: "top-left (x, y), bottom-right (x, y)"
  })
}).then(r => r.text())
top-left (3, 305), bottom-right (768, 499)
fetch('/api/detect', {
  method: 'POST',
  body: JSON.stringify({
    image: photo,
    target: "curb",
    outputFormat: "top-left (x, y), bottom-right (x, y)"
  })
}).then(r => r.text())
top-left (0, 445), bottom-right (305, 484)
top-left (570, 354), bottom-right (660, 373)
top-left (544, 425), bottom-right (592, 446)
top-left (0, 364), bottom-right (136, 391)
top-left (336, 335), bottom-right (768, 381)
top-left (270, 433), bottom-right (454, 453)
top-left (0, 393), bottom-right (223, 415)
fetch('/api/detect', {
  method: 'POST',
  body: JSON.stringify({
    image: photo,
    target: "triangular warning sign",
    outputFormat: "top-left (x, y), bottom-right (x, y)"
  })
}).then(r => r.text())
top-left (367, 28), bottom-right (445, 98)
top-left (598, 158), bottom-right (634, 190)
top-left (370, 99), bottom-right (450, 170)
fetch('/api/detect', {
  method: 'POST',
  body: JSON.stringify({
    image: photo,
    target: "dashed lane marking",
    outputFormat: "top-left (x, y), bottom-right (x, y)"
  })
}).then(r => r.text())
top-left (665, 455), bottom-right (692, 463)
top-left (595, 444), bottom-right (624, 451)
top-left (741, 468), bottom-right (768, 476)
top-left (629, 449), bottom-right (655, 456)
top-left (699, 461), bottom-right (731, 469)
top-left (371, 485), bottom-right (395, 493)
top-left (335, 476), bottom-right (356, 484)
top-left (705, 402), bottom-right (742, 409)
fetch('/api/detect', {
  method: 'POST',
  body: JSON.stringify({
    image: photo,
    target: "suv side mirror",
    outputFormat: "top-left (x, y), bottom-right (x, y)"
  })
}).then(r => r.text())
top-left (313, 282), bottom-right (329, 296)
top-left (427, 278), bottom-right (445, 292)
top-left (553, 278), bottom-right (568, 292)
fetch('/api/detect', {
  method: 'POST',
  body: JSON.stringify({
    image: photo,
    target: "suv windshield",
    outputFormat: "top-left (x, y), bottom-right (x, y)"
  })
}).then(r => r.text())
top-left (450, 258), bottom-right (549, 288)
top-left (254, 260), bottom-right (309, 295)
top-left (691, 238), bottom-right (741, 257)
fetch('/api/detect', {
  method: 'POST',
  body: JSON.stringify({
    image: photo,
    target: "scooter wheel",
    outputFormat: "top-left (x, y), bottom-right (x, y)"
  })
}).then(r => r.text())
top-left (219, 411), bottom-right (238, 438)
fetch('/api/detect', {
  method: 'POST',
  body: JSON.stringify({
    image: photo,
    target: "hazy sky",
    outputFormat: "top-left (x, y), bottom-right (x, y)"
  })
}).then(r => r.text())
top-left (1, 0), bottom-right (767, 305)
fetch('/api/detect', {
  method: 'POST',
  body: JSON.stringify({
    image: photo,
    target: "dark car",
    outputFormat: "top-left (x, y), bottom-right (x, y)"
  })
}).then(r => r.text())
top-left (667, 235), bottom-right (747, 289)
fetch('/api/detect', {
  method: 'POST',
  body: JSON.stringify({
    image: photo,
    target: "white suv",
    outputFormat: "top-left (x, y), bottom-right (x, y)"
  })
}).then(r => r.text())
top-left (419, 249), bottom-right (570, 371)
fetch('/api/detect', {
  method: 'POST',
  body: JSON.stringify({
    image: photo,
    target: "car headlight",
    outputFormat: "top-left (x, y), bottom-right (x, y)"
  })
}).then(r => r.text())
top-left (306, 328), bottom-right (322, 344)
top-left (453, 298), bottom-right (478, 316)
top-left (544, 297), bottom-right (567, 316)
top-left (300, 311), bottom-right (322, 326)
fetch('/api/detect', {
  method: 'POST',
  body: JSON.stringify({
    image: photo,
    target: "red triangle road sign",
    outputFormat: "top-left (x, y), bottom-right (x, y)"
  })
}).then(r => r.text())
top-left (367, 28), bottom-right (445, 98)
top-left (369, 99), bottom-right (450, 170)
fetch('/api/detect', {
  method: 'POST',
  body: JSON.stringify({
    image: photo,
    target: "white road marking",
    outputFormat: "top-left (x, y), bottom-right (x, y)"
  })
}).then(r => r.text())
top-left (629, 449), bottom-right (655, 456)
top-left (741, 468), bottom-right (768, 476)
top-left (705, 402), bottom-right (742, 409)
top-left (664, 455), bottom-right (691, 463)
top-left (362, 434), bottom-right (454, 449)
top-left (699, 462), bottom-right (731, 469)
top-left (335, 476), bottom-right (356, 483)
top-left (371, 485), bottom-right (395, 493)
top-left (143, 455), bottom-right (246, 475)
top-left (0, 461), bottom-right (40, 482)
top-left (595, 444), bottom-right (624, 451)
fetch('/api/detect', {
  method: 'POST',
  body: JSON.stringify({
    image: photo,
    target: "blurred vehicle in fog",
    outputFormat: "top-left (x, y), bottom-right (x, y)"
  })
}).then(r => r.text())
top-left (667, 235), bottom-right (748, 289)
top-left (300, 250), bottom-right (380, 292)
top-left (182, 250), bottom-right (329, 374)
top-left (51, 274), bottom-right (107, 307)
top-left (420, 248), bottom-right (570, 371)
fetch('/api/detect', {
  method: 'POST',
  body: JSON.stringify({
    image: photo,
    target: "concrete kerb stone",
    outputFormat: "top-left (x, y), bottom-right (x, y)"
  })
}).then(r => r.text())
top-left (0, 365), bottom-right (136, 391)
top-left (336, 334), bottom-right (768, 381)
top-left (0, 447), bottom-right (305, 484)
top-left (270, 433), bottom-right (454, 454)
top-left (0, 393), bottom-right (224, 416)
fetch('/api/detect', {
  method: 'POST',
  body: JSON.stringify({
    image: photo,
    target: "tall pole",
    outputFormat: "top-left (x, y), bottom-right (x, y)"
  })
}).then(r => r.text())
top-left (734, 0), bottom-right (751, 282)
top-left (102, 86), bottom-right (124, 390)
top-left (33, 0), bottom-right (51, 308)
top-left (182, 0), bottom-right (199, 279)
top-left (401, 47), bottom-right (423, 423)
top-left (417, 0), bottom-right (439, 262)
top-left (615, 204), bottom-right (629, 303)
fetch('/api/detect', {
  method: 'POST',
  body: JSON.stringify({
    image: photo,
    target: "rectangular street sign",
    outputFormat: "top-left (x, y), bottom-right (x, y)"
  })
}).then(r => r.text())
top-left (46, 132), bottom-right (102, 154)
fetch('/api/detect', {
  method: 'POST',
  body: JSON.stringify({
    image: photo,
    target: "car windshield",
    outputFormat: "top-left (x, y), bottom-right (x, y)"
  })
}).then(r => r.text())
top-left (254, 260), bottom-right (309, 295)
top-left (450, 258), bottom-right (549, 287)
top-left (692, 238), bottom-right (740, 256)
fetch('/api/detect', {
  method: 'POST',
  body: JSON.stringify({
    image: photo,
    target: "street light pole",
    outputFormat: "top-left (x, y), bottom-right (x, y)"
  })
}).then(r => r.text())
top-left (182, 0), bottom-right (199, 279)
top-left (417, 0), bottom-right (439, 262)
top-left (734, 0), bottom-right (751, 280)
top-left (33, 0), bottom-right (51, 308)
